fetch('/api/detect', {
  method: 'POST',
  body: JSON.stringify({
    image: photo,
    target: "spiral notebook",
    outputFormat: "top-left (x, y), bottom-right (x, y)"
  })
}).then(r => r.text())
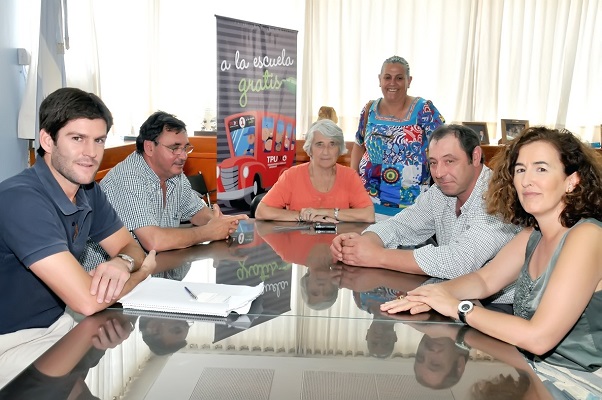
top-left (119, 277), bottom-right (264, 318)
top-left (123, 309), bottom-right (256, 329)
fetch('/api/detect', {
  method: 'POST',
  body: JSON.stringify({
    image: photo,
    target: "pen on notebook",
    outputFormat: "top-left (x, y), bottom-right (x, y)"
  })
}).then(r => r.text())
top-left (184, 286), bottom-right (197, 300)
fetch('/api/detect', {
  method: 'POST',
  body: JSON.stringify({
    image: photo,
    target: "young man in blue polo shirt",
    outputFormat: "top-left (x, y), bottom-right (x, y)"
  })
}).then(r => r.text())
top-left (0, 88), bottom-right (154, 337)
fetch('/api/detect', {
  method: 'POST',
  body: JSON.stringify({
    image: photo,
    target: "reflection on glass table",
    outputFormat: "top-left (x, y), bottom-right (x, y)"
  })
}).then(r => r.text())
top-left (0, 220), bottom-right (564, 399)
top-left (1, 307), bottom-right (559, 400)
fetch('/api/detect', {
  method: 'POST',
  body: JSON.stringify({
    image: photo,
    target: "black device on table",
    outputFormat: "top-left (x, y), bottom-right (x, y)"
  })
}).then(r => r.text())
top-left (313, 221), bottom-right (337, 233)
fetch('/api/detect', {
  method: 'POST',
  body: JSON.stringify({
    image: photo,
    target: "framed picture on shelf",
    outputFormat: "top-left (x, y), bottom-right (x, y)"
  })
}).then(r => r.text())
top-left (500, 119), bottom-right (529, 143)
top-left (462, 122), bottom-right (489, 144)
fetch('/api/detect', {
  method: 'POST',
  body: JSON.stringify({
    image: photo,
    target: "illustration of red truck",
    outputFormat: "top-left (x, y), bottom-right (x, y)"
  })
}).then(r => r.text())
top-left (217, 111), bottom-right (296, 206)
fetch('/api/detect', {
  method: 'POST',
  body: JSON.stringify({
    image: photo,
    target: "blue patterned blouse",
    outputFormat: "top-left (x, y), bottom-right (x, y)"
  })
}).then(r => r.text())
top-left (355, 97), bottom-right (445, 215)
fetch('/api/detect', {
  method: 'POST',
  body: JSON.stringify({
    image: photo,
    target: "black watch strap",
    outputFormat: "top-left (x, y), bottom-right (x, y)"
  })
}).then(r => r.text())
top-left (457, 300), bottom-right (474, 324)
top-left (455, 325), bottom-right (472, 352)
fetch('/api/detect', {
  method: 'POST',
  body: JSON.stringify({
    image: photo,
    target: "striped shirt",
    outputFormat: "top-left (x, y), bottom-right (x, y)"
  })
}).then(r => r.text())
top-left (365, 166), bottom-right (520, 303)
top-left (80, 152), bottom-right (205, 270)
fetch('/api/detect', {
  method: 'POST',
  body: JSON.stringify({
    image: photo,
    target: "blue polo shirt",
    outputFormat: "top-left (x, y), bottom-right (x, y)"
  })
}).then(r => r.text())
top-left (0, 157), bottom-right (123, 334)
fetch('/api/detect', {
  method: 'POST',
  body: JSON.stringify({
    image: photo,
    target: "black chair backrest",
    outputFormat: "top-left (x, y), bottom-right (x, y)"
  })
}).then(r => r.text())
top-left (249, 192), bottom-right (267, 218)
top-left (187, 173), bottom-right (211, 207)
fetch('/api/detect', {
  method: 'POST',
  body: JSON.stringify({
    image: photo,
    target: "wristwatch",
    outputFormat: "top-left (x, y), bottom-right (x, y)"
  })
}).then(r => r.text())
top-left (454, 325), bottom-right (472, 352)
top-left (117, 253), bottom-right (135, 272)
top-left (334, 208), bottom-right (340, 221)
top-left (457, 300), bottom-right (474, 324)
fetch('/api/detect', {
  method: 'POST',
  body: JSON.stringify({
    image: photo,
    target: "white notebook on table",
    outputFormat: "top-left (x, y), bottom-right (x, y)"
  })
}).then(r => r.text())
top-left (119, 277), bottom-right (264, 317)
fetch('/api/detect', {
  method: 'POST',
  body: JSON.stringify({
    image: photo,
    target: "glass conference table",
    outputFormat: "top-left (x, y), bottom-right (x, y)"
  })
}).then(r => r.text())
top-left (0, 220), bottom-right (555, 400)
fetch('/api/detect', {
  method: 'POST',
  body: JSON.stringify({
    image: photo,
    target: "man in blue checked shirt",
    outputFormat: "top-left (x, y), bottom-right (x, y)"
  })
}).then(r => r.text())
top-left (331, 125), bottom-right (520, 313)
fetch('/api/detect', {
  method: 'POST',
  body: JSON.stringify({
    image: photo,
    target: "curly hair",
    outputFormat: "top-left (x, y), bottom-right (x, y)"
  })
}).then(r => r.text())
top-left (486, 127), bottom-right (602, 228)
top-left (470, 371), bottom-right (530, 400)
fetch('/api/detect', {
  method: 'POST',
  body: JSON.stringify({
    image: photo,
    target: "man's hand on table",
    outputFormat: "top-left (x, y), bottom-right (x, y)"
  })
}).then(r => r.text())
top-left (89, 250), bottom-right (156, 303)
top-left (89, 258), bottom-right (131, 303)
top-left (206, 204), bottom-right (249, 241)
top-left (330, 232), bottom-right (383, 267)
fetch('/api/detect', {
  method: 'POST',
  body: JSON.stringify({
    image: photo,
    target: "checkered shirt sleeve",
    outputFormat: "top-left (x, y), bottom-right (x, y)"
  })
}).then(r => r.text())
top-left (365, 167), bottom-right (520, 282)
top-left (79, 153), bottom-right (205, 271)
top-left (101, 153), bottom-right (205, 232)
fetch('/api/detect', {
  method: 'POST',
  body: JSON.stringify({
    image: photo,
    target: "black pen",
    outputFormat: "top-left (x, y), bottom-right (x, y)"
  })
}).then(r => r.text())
top-left (184, 286), bottom-right (197, 300)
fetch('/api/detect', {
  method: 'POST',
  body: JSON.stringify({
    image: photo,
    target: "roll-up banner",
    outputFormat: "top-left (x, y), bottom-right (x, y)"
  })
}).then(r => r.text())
top-left (216, 16), bottom-right (298, 210)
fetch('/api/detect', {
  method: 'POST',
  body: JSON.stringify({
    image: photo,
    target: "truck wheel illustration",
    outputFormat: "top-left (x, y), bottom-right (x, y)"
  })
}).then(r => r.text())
top-left (244, 175), bottom-right (263, 205)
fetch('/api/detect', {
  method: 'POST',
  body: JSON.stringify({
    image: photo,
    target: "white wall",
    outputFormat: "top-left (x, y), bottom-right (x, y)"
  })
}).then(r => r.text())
top-left (0, 0), bottom-right (29, 182)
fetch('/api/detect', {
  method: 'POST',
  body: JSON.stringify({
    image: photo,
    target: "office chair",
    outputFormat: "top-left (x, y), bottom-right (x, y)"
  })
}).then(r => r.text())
top-left (187, 173), bottom-right (215, 207)
top-left (249, 192), bottom-right (267, 218)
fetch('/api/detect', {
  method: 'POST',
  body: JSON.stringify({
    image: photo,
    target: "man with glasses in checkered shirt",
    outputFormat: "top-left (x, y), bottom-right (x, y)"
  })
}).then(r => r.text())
top-left (80, 111), bottom-right (247, 270)
top-left (331, 124), bottom-right (521, 313)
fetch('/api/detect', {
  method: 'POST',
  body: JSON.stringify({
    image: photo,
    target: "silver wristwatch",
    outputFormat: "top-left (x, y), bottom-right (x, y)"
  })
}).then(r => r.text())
top-left (457, 300), bottom-right (474, 324)
top-left (334, 208), bottom-right (340, 221)
top-left (117, 253), bottom-right (135, 272)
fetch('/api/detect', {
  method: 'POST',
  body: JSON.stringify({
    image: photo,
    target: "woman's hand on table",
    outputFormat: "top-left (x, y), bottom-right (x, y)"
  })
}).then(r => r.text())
top-left (380, 294), bottom-right (431, 315)
top-left (299, 207), bottom-right (338, 223)
top-left (381, 284), bottom-right (460, 319)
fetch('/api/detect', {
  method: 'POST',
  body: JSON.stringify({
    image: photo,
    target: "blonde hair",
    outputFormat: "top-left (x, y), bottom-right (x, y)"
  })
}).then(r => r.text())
top-left (317, 106), bottom-right (338, 124)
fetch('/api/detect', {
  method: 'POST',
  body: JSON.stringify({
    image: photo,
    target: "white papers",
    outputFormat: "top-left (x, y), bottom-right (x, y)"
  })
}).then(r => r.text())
top-left (120, 277), bottom-right (264, 317)
top-left (122, 309), bottom-right (256, 329)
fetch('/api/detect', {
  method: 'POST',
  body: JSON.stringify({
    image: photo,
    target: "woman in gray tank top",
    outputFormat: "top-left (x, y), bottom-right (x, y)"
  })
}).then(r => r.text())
top-left (382, 127), bottom-right (602, 380)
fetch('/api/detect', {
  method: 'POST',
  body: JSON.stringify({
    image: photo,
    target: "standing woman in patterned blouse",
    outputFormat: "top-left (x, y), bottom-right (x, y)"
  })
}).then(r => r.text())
top-left (351, 56), bottom-right (445, 220)
top-left (382, 127), bottom-right (602, 376)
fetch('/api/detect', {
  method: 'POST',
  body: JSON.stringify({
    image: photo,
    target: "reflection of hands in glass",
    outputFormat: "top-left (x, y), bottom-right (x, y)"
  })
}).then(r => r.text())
top-left (375, 308), bottom-right (432, 322)
top-left (91, 317), bottom-right (134, 350)
top-left (405, 321), bottom-right (461, 339)
top-left (208, 241), bottom-right (249, 269)
top-left (340, 265), bottom-right (429, 293)
top-left (339, 265), bottom-right (389, 292)
top-left (30, 311), bottom-right (135, 378)
top-left (1, 311), bottom-right (135, 399)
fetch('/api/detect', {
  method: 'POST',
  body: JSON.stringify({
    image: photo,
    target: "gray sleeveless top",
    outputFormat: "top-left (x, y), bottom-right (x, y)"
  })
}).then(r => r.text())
top-left (513, 218), bottom-right (602, 372)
